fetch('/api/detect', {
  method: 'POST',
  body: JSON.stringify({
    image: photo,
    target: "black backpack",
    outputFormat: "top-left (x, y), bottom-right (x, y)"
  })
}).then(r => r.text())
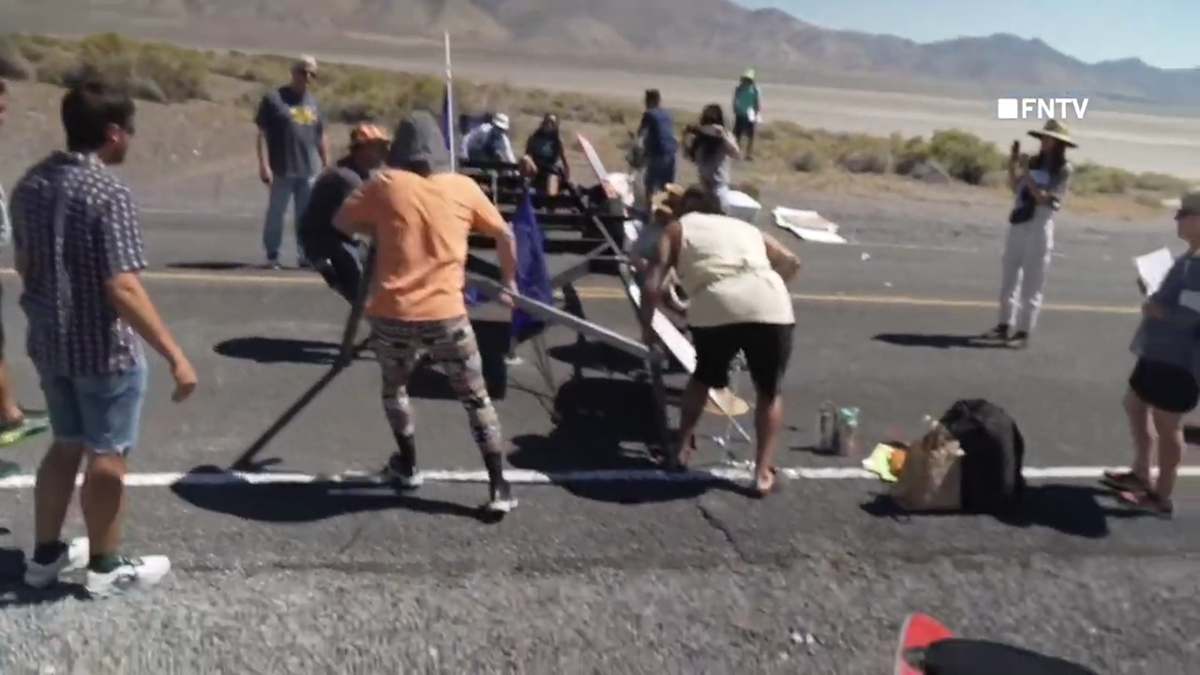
top-left (938, 399), bottom-right (1025, 515)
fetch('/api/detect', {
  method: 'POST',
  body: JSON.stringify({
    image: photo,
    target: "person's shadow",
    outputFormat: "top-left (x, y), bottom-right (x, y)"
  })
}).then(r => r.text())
top-left (213, 337), bottom-right (364, 366)
top-left (507, 376), bottom-right (746, 504)
top-left (0, 547), bottom-right (88, 608)
top-left (872, 333), bottom-right (1009, 350)
top-left (171, 465), bottom-right (505, 525)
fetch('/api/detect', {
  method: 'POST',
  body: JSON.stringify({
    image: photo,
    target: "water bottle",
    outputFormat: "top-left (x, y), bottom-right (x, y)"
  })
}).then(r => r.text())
top-left (836, 407), bottom-right (861, 456)
top-left (817, 401), bottom-right (837, 454)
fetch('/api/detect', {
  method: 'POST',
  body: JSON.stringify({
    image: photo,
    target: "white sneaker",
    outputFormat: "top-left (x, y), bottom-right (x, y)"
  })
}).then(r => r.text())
top-left (23, 537), bottom-right (90, 588)
top-left (85, 555), bottom-right (172, 599)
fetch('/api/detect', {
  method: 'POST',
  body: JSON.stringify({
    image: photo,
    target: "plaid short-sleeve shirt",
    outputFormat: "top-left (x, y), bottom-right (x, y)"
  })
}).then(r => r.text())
top-left (9, 152), bottom-right (148, 376)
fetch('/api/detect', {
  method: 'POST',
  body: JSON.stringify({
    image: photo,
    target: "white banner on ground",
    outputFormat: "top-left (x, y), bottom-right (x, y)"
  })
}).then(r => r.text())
top-left (772, 205), bottom-right (847, 244)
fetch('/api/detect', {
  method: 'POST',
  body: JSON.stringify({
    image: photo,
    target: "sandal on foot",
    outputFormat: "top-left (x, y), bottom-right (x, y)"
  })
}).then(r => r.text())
top-left (1117, 490), bottom-right (1173, 517)
top-left (1100, 470), bottom-right (1150, 493)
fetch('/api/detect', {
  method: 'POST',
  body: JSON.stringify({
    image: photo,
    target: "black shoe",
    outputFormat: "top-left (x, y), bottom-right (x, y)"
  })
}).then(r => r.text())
top-left (1007, 331), bottom-right (1030, 349)
top-left (381, 450), bottom-right (422, 490)
top-left (982, 323), bottom-right (1009, 340)
top-left (484, 480), bottom-right (517, 514)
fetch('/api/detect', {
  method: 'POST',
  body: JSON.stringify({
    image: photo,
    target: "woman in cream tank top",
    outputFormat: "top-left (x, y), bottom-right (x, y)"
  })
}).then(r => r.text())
top-left (675, 212), bottom-right (795, 328)
top-left (638, 185), bottom-right (799, 496)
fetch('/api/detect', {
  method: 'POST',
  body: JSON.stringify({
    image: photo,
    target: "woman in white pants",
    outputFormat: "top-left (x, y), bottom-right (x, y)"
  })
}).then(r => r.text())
top-left (984, 120), bottom-right (1076, 349)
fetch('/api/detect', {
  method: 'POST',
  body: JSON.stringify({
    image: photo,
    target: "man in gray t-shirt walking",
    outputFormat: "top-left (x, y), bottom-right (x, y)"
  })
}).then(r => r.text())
top-left (254, 55), bottom-right (328, 269)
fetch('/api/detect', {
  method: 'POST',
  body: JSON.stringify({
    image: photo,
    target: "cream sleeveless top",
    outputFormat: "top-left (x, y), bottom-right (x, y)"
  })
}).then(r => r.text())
top-left (675, 212), bottom-right (795, 327)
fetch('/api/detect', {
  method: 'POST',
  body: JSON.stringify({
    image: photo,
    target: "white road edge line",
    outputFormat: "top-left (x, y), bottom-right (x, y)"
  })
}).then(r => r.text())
top-left (1, 466), bottom-right (1198, 489)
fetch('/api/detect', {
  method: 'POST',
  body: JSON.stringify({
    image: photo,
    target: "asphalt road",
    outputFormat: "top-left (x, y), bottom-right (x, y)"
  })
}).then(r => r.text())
top-left (0, 203), bottom-right (1197, 674)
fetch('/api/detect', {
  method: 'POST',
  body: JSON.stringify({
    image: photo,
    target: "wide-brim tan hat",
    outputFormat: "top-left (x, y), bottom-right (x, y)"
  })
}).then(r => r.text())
top-left (1028, 119), bottom-right (1077, 148)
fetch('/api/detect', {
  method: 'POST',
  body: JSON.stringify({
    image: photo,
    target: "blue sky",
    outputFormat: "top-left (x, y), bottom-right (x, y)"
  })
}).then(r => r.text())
top-left (734, 0), bottom-right (1196, 69)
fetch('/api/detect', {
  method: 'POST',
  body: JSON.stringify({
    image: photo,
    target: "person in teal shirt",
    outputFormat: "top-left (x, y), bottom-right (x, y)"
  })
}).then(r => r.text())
top-left (731, 69), bottom-right (762, 160)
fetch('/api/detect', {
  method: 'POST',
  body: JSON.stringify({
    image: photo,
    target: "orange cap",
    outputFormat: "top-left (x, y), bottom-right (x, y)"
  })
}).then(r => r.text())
top-left (349, 124), bottom-right (390, 147)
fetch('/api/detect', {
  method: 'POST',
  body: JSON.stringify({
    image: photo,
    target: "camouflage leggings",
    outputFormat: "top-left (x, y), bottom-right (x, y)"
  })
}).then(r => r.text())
top-left (369, 314), bottom-right (504, 457)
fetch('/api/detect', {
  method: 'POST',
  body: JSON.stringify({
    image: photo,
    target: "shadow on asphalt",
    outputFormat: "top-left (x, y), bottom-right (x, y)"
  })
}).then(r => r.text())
top-left (1185, 425), bottom-right (1200, 446)
top-left (171, 465), bottom-right (506, 525)
top-left (547, 340), bottom-right (690, 377)
top-left (508, 376), bottom-right (749, 504)
top-left (859, 484), bottom-right (1148, 539)
top-left (165, 261), bottom-right (259, 271)
top-left (872, 333), bottom-right (1011, 350)
top-left (0, 546), bottom-right (88, 608)
top-left (214, 336), bottom-right (365, 366)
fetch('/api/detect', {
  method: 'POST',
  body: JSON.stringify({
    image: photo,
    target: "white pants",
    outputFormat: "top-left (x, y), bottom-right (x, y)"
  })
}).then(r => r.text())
top-left (997, 218), bottom-right (1054, 333)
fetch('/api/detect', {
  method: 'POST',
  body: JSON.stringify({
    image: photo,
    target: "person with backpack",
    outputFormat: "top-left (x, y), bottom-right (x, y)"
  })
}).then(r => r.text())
top-left (982, 120), bottom-right (1076, 349)
top-left (1103, 190), bottom-right (1200, 517)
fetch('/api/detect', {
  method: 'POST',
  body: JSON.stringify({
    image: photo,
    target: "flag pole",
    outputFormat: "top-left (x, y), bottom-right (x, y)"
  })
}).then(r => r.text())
top-left (444, 31), bottom-right (456, 173)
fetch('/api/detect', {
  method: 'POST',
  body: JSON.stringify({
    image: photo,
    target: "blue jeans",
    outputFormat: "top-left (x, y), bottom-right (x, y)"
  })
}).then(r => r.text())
top-left (263, 175), bottom-right (315, 262)
top-left (643, 154), bottom-right (676, 200)
top-left (39, 367), bottom-right (148, 455)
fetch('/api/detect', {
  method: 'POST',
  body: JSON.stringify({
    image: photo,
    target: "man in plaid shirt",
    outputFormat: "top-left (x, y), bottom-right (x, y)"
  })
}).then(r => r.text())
top-left (9, 77), bottom-right (198, 598)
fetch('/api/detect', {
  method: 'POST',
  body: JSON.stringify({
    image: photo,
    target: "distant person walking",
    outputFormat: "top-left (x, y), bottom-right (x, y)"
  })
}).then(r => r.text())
top-left (638, 186), bottom-right (800, 497)
top-left (683, 104), bottom-right (741, 213)
top-left (255, 55), bottom-right (328, 269)
top-left (637, 89), bottom-right (678, 201)
top-left (731, 69), bottom-right (761, 160)
top-left (0, 78), bottom-right (47, 454)
top-left (983, 120), bottom-right (1076, 349)
top-left (9, 77), bottom-right (197, 597)
top-left (1104, 190), bottom-right (1200, 518)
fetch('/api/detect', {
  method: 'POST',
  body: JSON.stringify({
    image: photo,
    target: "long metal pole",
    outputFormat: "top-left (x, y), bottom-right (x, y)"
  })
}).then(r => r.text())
top-left (445, 31), bottom-right (456, 173)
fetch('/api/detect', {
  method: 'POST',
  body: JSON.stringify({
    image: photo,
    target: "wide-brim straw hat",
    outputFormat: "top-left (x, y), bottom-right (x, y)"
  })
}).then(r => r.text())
top-left (1028, 119), bottom-right (1077, 148)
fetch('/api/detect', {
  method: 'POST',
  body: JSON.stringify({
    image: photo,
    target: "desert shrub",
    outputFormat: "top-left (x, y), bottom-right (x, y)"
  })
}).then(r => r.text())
top-left (0, 35), bottom-right (35, 80)
top-left (1132, 171), bottom-right (1189, 195)
top-left (926, 129), bottom-right (1003, 185)
top-left (790, 148), bottom-right (827, 172)
top-left (891, 135), bottom-right (930, 175)
top-left (1072, 162), bottom-right (1132, 195)
top-left (837, 148), bottom-right (890, 174)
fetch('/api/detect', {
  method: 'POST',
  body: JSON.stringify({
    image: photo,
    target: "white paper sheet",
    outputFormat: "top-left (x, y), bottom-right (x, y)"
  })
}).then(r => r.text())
top-left (1134, 247), bottom-right (1174, 296)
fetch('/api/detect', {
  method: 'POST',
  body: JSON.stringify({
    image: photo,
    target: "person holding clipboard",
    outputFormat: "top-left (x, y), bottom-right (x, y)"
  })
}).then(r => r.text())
top-left (982, 120), bottom-right (1076, 349)
top-left (1103, 191), bottom-right (1200, 517)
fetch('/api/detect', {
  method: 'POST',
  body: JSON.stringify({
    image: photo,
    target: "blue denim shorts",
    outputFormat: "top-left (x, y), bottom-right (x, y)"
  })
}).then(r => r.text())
top-left (39, 367), bottom-right (149, 455)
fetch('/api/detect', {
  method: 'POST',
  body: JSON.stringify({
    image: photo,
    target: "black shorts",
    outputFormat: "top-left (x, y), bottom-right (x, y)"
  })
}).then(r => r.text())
top-left (1129, 358), bottom-right (1200, 414)
top-left (733, 114), bottom-right (756, 141)
top-left (690, 322), bottom-right (794, 395)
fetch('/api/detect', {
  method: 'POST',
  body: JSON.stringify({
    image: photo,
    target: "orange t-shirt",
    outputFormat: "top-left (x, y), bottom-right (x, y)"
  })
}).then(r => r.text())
top-left (335, 170), bottom-right (510, 321)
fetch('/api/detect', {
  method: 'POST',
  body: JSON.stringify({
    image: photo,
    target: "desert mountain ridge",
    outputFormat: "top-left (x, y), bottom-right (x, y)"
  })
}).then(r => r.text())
top-left (2, 0), bottom-right (1198, 107)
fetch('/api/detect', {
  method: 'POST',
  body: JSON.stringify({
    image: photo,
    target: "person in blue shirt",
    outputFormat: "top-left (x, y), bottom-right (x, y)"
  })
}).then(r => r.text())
top-left (637, 89), bottom-right (678, 202)
top-left (731, 69), bottom-right (761, 160)
top-left (1103, 190), bottom-right (1200, 517)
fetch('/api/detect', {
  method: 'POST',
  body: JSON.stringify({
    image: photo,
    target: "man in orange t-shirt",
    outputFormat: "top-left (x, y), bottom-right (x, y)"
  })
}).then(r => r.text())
top-left (334, 111), bottom-right (519, 514)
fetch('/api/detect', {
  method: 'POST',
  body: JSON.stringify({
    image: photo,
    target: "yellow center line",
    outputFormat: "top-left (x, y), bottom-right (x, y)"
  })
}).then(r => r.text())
top-left (0, 268), bottom-right (1138, 315)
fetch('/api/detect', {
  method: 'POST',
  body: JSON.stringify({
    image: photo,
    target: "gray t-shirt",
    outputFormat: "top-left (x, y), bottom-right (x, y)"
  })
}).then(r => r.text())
top-left (255, 85), bottom-right (324, 178)
top-left (1131, 252), bottom-right (1200, 376)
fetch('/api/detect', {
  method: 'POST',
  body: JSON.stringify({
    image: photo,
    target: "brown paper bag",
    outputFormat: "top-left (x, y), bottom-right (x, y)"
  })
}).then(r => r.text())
top-left (891, 420), bottom-right (963, 511)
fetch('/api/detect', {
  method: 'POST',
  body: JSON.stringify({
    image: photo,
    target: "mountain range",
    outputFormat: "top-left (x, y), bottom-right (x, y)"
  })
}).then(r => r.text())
top-left (3, 0), bottom-right (1199, 107)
